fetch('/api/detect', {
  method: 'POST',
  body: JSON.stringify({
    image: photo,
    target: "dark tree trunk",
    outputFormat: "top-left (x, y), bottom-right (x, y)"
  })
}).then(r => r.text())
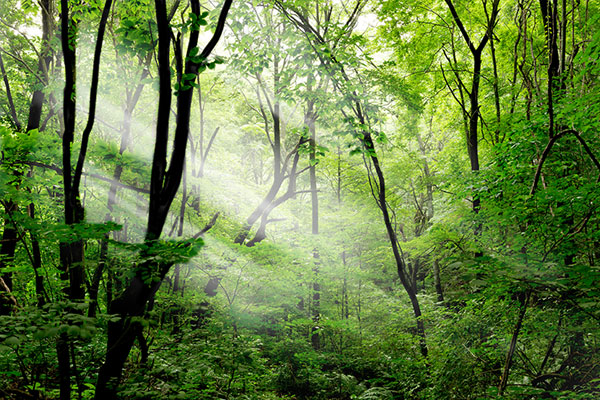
top-left (94, 0), bottom-right (232, 396)
top-left (433, 259), bottom-right (444, 303)
top-left (0, 53), bottom-right (21, 130)
top-left (1, 0), bottom-right (55, 316)
top-left (170, 163), bottom-right (187, 332)
top-left (444, 0), bottom-right (499, 255)
top-left (273, 52), bottom-right (282, 182)
top-left (499, 291), bottom-right (530, 395)
top-left (0, 201), bottom-right (18, 315)
top-left (367, 130), bottom-right (428, 358)
top-left (57, 1), bottom-right (78, 396)
top-left (235, 37), bottom-right (291, 245)
top-left (26, 0), bottom-right (54, 133)
top-left (95, 267), bottom-right (165, 396)
top-left (486, 5), bottom-right (502, 144)
top-left (235, 179), bottom-right (284, 244)
top-left (245, 138), bottom-right (304, 247)
top-left (57, 0), bottom-right (113, 397)
top-left (468, 54), bottom-right (482, 174)
top-left (0, 0), bottom-right (54, 314)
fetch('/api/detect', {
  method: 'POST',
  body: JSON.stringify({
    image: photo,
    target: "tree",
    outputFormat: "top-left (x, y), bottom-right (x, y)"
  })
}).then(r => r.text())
top-left (0, 0), bottom-right (55, 315)
top-left (276, 0), bottom-right (429, 358)
top-left (94, 0), bottom-right (233, 396)
top-left (57, 0), bottom-right (114, 396)
top-left (228, 3), bottom-right (310, 247)
top-left (1, 0), bottom-right (599, 398)
top-left (442, 0), bottom-right (499, 220)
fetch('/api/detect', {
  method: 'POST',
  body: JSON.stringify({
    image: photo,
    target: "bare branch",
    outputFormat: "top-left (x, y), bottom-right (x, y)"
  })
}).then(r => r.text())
top-left (193, 212), bottom-right (220, 239)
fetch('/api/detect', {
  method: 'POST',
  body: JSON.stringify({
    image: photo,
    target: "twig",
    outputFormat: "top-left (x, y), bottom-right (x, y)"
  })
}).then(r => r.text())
top-left (193, 212), bottom-right (220, 239)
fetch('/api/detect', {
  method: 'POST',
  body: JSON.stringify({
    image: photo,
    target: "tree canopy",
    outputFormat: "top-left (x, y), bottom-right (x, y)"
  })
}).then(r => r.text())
top-left (0, 0), bottom-right (599, 399)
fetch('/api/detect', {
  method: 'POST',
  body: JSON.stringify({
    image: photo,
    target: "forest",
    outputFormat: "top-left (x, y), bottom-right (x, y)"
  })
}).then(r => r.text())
top-left (0, 0), bottom-right (599, 398)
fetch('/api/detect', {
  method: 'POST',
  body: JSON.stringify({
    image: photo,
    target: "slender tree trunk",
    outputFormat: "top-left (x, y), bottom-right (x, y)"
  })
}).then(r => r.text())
top-left (23, 0), bottom-right (54, 309)
top-left (444, 0), bottom-right (499, 257)
top-left (57, 335), bottom-right (71, 400)
top-left (171, 162), bottom-right (187, 332)
top-left (307, 99), bottom-right (320, 350)
top-left (337, 146), bottom-right (342, 203)
top-left (0, 52), bottom-right (21, 130)
top-left (499, 291), bottom-right (530, 395)
top-left (0, 0), bottom-right (54, 313)
top-left (433, 259), bottom-right (444, 303)
top-left (482, 0), bottom-right (502, 145)
top-left (26, 0), bottom-right (54, 133)
top-left (58, 0), bottom-right (113, 397)
top-left (234, 177), bottom-right (284, 244)
top-left (469, 53), bottom-right (484, 245)
top-left (90, 71), bottom-right (148, 318)
top-left (468, 53), bottom-right (482, 173)
top-left (0, 0), bottom-right (54, 314)
top-left (28, 210), bottom-right (46, 308)
top-left (367, 133), bottom-right (428, 357)
top-left (273, 52), bottom-right (281, 182)
top-left (235, 41), bottom-right (287, 245)
top-left (245, 139), bottom-right (304, 247)
top-left (0, 201), bottom-right (18, 315)
top-left (57, 1), bottom-right (78, 396)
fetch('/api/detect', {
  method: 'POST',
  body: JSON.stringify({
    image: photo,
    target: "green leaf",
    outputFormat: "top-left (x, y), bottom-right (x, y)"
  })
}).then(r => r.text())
top-left (4, 336), bottom-right (20, 346)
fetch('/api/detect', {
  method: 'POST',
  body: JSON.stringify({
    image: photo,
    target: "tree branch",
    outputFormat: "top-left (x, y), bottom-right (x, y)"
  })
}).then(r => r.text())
top-left (193, 212), bottom-right (220, 239)
top-left (72, 0), bottom-right (114, 195)
top-left (531, 129), bottom-right (600, 195)
top-left (23, 161), bottom-right (149, 194)
top-left (0, 52), bottom-right (21, 130)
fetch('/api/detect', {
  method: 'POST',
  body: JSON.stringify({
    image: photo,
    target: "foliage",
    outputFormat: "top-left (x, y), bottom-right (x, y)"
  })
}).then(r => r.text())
top-left (0, 0), bottom-right (599, 399)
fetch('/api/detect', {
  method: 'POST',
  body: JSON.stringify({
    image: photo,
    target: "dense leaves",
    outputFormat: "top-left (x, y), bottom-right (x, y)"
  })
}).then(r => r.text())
top-left (0, 0), bottom-right (599, 399)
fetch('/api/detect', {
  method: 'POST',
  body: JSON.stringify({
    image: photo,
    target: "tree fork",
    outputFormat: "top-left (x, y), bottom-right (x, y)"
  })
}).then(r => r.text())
top-left (94, 0), bottom-right (232, 395)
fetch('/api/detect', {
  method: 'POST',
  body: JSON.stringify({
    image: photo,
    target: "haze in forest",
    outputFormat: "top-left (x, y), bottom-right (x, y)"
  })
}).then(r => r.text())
top-left (0, 0), bottom-right (599, 399)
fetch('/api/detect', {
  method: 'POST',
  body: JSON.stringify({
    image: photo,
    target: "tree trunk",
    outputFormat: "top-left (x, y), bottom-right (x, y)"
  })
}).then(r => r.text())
top-left (0, 53), bottom-right (21, 130)
top-left (433, 259), bottom-right (444, 303)
top-left (0, 0), bottom-right (54, 314)
top-left (245, 138), bottom-right (304, 247)
top-left (499, 291), bottom-right (530, 395)
top-left (307, 100), bottom-right (320, 350)
top-left (235, 40), bottom-right (288, 245)
top-left (234, 177), bottom-right (284, 244)
top-left (94, 0), bottom-right (232, 395)
top-left (444, 0), bottom-right (499, 255)
top-left (95, 269), bottom-right (164, 397)
top-left (26, 0), bottom-right (54, 133)
top-left (0, 201), bottom-right (18, 315)
top-left (58, 0), bottom-right (113, 397)
top-left (90, 69), bottom-right (149, 318)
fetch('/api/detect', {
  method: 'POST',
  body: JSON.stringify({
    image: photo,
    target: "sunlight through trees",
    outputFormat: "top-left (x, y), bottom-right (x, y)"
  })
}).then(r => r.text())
top-left (0, 0), bottom-right (599, 398)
